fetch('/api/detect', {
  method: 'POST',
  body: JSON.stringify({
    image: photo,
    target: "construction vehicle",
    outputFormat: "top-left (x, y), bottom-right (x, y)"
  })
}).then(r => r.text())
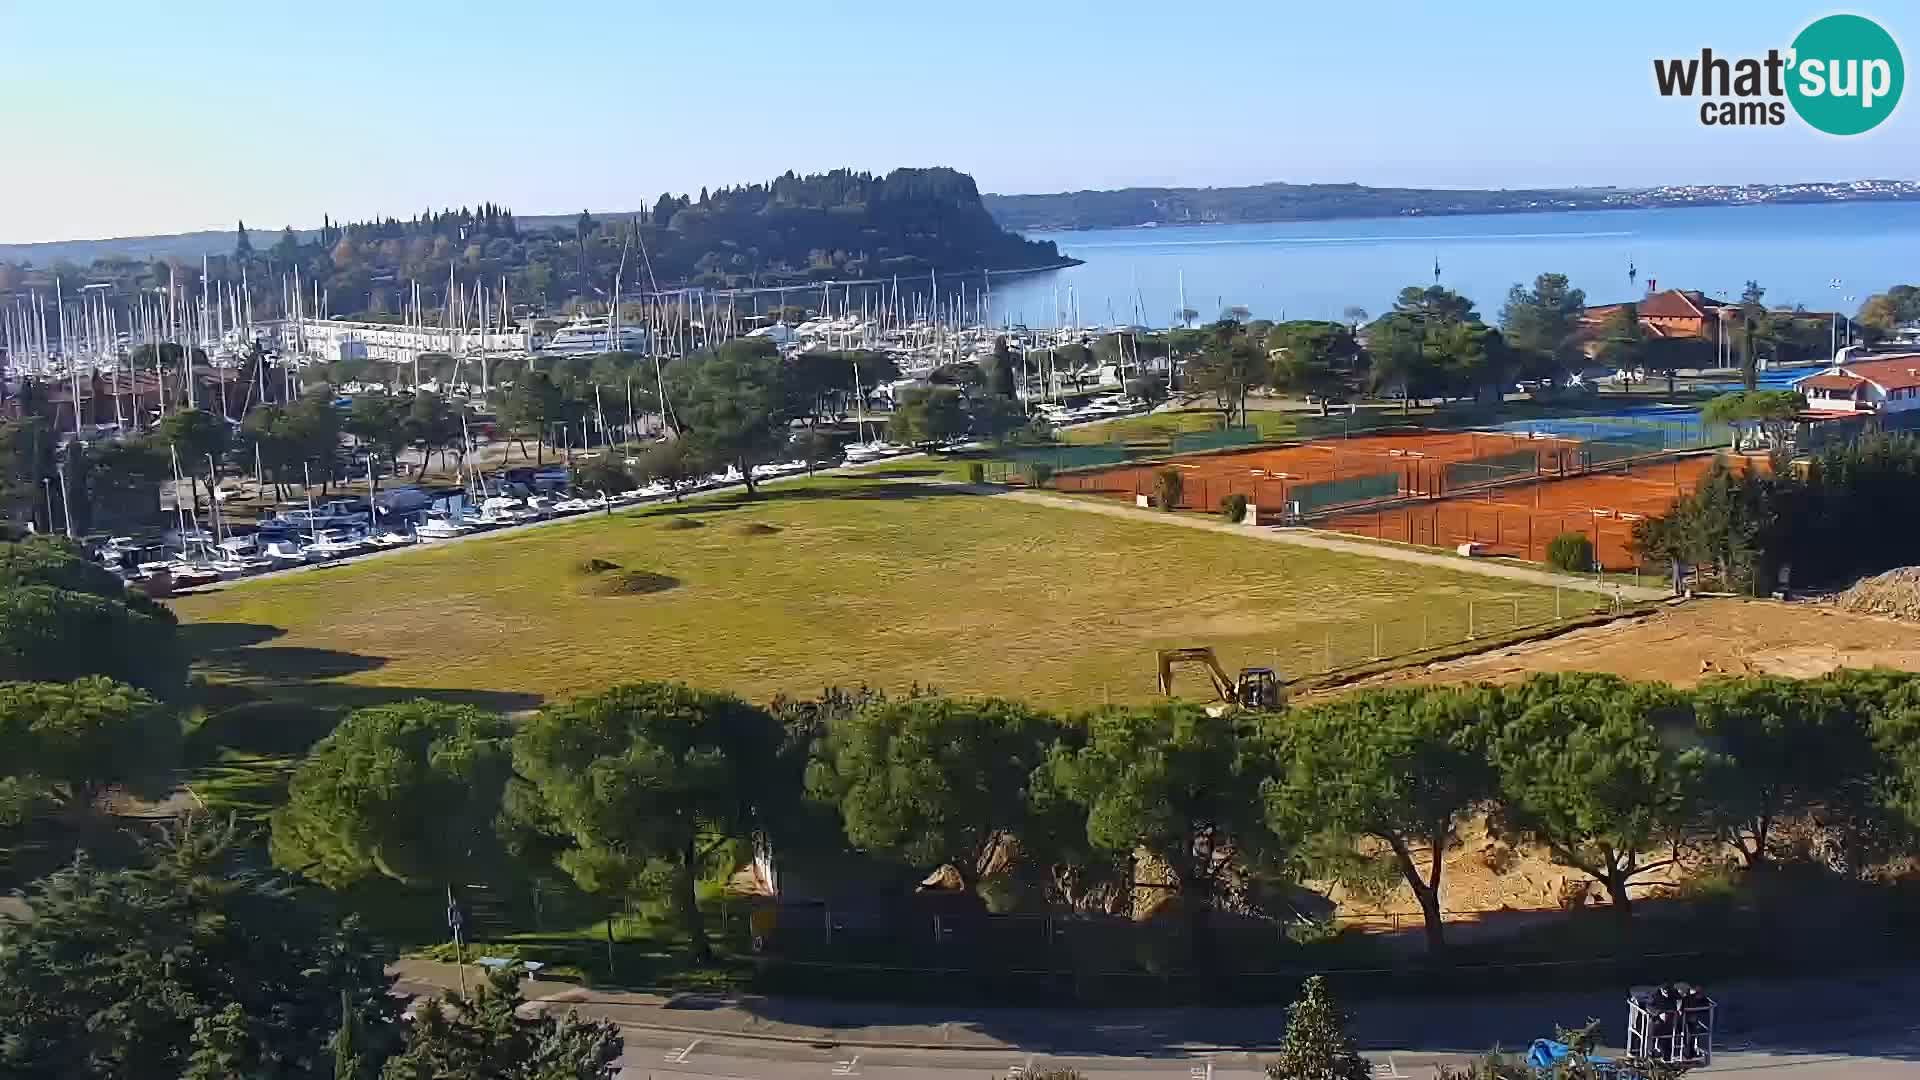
top-left (1155, 648), bottom-right (1285, 714)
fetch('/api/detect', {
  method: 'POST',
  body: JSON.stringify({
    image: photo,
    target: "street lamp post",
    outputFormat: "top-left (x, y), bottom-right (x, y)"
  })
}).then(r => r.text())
top-left (1829, 278), bottom-right (1843, 361)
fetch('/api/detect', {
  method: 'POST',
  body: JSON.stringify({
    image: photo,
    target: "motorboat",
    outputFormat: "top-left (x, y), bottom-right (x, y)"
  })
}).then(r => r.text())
top-left (373, 486), bottom-right (435, 515)
top-left (842, 441), bottom-right (901, 463)
top-left (305, 528), bottom-right (371, 560)
top-left (165, 562), bottom-right (225, 589)
top-left (217, 535), bottom-right (265, 559)
top-left (210, 554), bottom-right (272, 578)
top-left (162, 527), bottom-right (216, 550)
top-left (262, 540), bottom-right (309, 568)
top-left (478, 496), bottom-right (532, 524)
top-left (415, 517), bottom-right (473, 541)
top-left (367, 529), bottom-right (416, 549)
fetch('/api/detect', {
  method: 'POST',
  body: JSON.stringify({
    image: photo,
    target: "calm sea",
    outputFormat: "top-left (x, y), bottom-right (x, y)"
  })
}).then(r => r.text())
top-left (985, 201), bottom-right (1920, 329)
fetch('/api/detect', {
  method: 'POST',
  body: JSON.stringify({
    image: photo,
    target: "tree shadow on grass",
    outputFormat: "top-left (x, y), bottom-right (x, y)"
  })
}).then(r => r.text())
top-left (199, 645), bottom-right (391, 682)
top-left (187, 621), bottom-right (543, 759)
top-left (643, 482), bottom-right (979, 519)
top-left (180, 622), bottom-right (286, 652)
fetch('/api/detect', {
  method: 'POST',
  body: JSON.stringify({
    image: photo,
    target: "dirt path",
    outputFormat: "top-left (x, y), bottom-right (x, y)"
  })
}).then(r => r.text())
top-left (993, 488), bottom-right (1668, 600)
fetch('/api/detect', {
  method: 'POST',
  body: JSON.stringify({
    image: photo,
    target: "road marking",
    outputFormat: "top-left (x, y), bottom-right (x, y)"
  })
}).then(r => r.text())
top-left (1008, 1056), bottom-right (1034, 1079)
top-left (831, 1054), bottom-right (861, 1076)
top-left (1190, 1062), bottom-right (1215, 1080)
top-left (1372, 1056), bottom-right (1407, 1079)
top-left (662, 1038), bottom-right (702, 1064)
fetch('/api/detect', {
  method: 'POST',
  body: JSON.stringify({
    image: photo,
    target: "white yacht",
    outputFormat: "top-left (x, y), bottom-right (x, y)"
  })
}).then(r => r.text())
top-left (540, 317), bottom-right (649, 356)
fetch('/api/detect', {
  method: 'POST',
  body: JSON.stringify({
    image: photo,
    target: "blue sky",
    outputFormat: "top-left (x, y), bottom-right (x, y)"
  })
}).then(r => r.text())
top-left (1, 0), bottom-right (1915, 243)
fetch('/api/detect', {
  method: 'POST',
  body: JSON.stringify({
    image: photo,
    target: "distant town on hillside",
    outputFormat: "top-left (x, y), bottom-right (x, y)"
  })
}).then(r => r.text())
top-left (981, 179), bottom-right (1920, 231)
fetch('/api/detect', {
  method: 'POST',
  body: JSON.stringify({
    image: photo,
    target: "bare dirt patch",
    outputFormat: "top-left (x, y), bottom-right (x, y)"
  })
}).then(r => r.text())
top-left (1832, 566), bottom-right (1920, 621)
top-left (1318, 596), bottom-right (1920, 694)
top-left (1298, 596), bottom-right (1920, 933)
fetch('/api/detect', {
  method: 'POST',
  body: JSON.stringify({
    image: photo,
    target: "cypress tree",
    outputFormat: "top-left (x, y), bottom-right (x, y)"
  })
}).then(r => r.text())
top-left (1266, 976), bottom-right (1371, 1080)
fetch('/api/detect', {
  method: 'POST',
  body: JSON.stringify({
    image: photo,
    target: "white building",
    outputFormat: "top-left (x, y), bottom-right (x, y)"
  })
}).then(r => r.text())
top-left (1794, 353), bottom-right (1920, 414)
top-left (283, 318), bottom-right (537, 363)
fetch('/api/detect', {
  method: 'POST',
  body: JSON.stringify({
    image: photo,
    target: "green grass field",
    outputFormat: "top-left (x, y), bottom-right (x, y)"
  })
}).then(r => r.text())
top-left (165, 470), bottom-right (1607, 989)
top-left (174, 470), bottom-right (1597, 722)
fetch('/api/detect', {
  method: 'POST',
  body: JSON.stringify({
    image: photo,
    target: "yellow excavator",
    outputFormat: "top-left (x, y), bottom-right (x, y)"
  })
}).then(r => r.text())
top-left (1155, 647), bottom-right (1285, 715)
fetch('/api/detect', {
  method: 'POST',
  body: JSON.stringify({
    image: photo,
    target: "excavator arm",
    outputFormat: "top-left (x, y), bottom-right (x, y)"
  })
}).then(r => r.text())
top-left (1156, 648), bottom-right (1236, 702)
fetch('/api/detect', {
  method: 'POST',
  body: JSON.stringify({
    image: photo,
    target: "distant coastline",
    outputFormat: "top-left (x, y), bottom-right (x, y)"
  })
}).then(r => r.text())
top-left (984, 179), bottom-right (1920, 233)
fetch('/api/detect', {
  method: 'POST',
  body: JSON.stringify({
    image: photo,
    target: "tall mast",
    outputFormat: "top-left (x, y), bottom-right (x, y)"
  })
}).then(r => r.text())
top-left (57, 278), bottom-right (81, 437)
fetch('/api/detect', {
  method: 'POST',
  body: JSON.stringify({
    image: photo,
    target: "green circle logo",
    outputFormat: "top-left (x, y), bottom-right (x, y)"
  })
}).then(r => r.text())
top-left (1787, 14), bottom-right (1904, 135)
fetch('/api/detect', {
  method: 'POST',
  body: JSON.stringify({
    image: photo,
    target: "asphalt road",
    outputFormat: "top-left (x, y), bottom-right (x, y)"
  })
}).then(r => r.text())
top-left (610, 1027), bottom-right (1920, 1080)
top-left (387, 964), bottom-right (1920, 1080)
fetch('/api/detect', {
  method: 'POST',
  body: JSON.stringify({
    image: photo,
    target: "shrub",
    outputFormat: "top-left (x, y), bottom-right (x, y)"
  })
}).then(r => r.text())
top-left (1546, 531), bottom-right (1595, 572)
top-left (964, 462), bottom-right (986, 485)
top-left (1154, 468), bottom-right (1184, 511)
top-left (1221, 493), bottom-right (1250, 523)
top-left (1029, 463), bottom-right (1054, 488)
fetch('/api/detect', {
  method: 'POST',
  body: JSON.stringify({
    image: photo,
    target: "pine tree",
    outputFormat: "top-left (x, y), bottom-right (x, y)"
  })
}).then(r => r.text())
top-left (235, 221), bottom-right (254, 259)
top-left (184, 1003), bottom-right (257, 1080)
top-left (1265, 976), bottom-right (1371, 1080)
top-left (333, 988), bottom-right (365, 1080)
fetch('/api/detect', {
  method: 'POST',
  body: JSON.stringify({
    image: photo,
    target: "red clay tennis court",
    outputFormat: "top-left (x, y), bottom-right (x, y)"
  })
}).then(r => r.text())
top-left (1321, 455), bottom-right (1757, 570)
top-left (1052, 430), bottom-right (1583, 512)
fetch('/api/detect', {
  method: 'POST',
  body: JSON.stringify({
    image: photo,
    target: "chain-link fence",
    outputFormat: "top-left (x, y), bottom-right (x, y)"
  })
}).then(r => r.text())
top-left (1272, 588), bottom-right (1617, 676)
top-left (1290, 411), bottom-right (1408, 441)
top-left (1494, 415), bottom-right (1730, 451)
top-left (1002, 443), bottom-right (1134, 471)
top-left (1285, 472), bottom-right (1402, 516)
top-left (1442, 448), bottom-right (1540, 492)
top-left (1169, 425), bottom-right (1263, 454)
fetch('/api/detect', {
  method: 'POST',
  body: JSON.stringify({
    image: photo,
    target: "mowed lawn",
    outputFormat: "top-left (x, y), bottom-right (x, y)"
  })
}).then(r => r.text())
top-left (173, 473), bottom-right (1591, 713)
